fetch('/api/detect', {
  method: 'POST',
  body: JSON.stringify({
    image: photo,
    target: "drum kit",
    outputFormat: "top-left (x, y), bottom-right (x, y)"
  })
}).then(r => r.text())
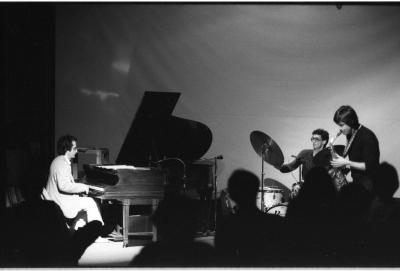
top-left (221, 130), bottom-right (302, 218)
top-left (250, 130), bottom-right (294, 217)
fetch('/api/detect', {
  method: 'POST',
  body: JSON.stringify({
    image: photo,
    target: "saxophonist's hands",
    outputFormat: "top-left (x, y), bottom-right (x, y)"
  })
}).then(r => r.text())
top-left (331, 155), bottom-right (349, 168)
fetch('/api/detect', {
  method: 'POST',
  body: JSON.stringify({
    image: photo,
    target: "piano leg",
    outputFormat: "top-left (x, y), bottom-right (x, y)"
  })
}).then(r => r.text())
top-left (122, 199), bottom-right (129, 248)
top-left (152, 199), bottom-right (158, 242)
top-left (121, 198), bottom-right (160, 247)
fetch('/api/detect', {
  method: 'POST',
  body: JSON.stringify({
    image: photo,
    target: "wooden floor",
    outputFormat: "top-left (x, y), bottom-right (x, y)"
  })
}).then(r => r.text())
top-left (78, 235), bottom-right (214, 267)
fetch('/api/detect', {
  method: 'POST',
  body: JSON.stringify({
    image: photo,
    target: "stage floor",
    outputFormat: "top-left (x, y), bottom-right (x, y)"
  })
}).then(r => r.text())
top-left (78, 235), bottom-right (214, 267)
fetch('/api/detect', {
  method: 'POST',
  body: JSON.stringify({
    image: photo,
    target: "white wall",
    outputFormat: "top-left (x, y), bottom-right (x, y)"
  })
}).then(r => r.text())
top-left (56, 5), bottom-right (400, 196)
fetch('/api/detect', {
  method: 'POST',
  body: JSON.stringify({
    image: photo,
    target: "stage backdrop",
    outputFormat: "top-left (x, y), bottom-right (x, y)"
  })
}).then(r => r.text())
top-left (56, 4), bottom-right (400, 196)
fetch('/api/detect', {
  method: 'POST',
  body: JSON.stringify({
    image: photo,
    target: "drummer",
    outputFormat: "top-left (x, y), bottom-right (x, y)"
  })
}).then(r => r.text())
top-left (279, 129), bottom-right (331, 181)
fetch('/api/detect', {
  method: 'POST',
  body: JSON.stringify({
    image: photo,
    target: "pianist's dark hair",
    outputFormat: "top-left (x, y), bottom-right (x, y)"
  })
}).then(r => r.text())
top-left (57, 134), bottom-right (78, 155)
top-left (333, 105), bottom-right (360, 129)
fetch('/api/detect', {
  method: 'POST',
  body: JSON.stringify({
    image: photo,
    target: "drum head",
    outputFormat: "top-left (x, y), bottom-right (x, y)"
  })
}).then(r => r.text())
top-left (262, 178), bottom-right (291, 201)
top-left (258, 186), bottom-right (283, 193)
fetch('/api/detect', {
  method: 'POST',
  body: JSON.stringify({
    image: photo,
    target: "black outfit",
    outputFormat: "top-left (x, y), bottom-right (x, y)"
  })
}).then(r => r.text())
top-left (346, 125), bottom-right (380, 192)
top-left (215, 206), bottom-right (285, 266)
top-left (1, 199), bottom-right (102, 267)
top-left (280, 148), bottom-right (331, 180)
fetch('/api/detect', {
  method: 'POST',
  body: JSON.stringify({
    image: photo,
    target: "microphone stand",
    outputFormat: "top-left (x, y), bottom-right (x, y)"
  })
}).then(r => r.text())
top-left (197, 155), bottom-right (222, 234)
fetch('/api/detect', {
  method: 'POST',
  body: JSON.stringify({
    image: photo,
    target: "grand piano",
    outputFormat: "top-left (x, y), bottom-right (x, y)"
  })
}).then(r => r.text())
top-left (81, 91), bottom-right (213, 247)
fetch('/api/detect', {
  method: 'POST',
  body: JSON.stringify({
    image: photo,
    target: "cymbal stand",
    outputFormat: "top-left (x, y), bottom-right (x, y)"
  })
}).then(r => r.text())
top-left (212, 157), bottom-right (218, 232)
top-left (299, 164), bottom-right (302, 183)
top-left (260, 143), bottom-right (268, 212)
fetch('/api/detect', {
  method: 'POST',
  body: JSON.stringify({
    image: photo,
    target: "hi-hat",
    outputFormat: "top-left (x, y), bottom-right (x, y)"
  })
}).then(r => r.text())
top-left (250, 130), bottom-right (284, 169)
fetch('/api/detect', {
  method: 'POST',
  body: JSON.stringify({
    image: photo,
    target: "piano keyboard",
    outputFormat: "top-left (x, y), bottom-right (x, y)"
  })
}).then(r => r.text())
top-left (87, 185), bottom-right (105, 192)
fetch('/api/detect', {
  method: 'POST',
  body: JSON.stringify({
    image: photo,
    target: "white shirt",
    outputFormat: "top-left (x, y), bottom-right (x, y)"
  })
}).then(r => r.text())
top-left (44, 155), bottom-right (88, 218)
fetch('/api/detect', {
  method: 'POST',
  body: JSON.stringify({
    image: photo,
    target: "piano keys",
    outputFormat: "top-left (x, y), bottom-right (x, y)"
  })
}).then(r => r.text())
top-left (87, 185), bottom-right (105, 197)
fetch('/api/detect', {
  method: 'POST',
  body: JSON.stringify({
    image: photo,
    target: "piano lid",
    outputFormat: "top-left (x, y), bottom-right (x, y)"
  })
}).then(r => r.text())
top-left (116, 91), bottom-right (212, 166)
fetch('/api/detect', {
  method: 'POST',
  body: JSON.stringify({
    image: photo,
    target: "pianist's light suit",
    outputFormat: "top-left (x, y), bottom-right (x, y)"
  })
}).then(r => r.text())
top-left (43, 155), bottom-right (103, 228)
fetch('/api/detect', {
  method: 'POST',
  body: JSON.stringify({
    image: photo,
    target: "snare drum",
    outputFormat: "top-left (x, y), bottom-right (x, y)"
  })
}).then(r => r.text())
top-left (256, 187), bottom-right (284, 211)
top-left (266, 204), bottom-right (288, 217)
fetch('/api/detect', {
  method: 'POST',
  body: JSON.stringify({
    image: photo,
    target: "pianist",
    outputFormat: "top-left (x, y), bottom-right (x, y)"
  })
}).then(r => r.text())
top-left (43, 135), bottom-right (104, 230)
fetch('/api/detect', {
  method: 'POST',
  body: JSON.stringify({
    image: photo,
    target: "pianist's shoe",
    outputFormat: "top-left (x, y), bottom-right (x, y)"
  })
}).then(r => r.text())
top-left (108, 229), bottom-right (123, 240)
top-left (95, 236), bottom-right (112, 243)
top-left (100, 223), bottom-right (116, 237)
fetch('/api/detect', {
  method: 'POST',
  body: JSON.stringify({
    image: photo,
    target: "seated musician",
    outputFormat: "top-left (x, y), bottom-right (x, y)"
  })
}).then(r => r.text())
top-left (279, 129), bottom-right (331, 195)
top-left (43, 135), bottom-right (104, 230)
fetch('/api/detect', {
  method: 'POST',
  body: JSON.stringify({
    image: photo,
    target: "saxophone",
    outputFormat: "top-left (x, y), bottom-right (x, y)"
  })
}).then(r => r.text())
top-left (328, 130), bottom-right (348, 190)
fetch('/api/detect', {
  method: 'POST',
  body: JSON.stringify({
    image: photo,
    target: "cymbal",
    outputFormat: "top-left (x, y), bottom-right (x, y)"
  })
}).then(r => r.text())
top-left (250, 130), bottom-right (284, 168)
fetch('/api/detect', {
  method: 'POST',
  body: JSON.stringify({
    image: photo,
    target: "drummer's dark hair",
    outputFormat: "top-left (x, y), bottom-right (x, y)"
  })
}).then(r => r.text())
top-left (312, 129), bottom-right (329, 148)
top-left (333, 105), bottom-right (359, 129)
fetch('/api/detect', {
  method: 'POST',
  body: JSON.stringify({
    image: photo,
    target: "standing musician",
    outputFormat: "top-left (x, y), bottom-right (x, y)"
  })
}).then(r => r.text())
top-left (330, 105), bottom-right (380, 193)
top-left (280, 129), bottom-right (331, 196)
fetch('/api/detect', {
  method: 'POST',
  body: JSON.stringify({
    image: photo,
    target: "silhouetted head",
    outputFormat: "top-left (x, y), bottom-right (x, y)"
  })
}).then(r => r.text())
top-left (152, 195), bottom-right (199, 242)
top-left (227, 169), bottom-right (260, 208)
top-left (287, 167), bottom-right (338, 221)
top-left (300, 167), bottom-right (337, 203)
top-left (337, 182), bottom-right (373, 221)
top-left (371, 162), bottom-right (399, 200)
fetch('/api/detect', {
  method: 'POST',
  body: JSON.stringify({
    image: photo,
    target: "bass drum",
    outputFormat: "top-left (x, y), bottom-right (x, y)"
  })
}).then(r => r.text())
top-left (257, 187), bottom-right (284, 211)
top-left (266, 204), bottom-right (288, 217)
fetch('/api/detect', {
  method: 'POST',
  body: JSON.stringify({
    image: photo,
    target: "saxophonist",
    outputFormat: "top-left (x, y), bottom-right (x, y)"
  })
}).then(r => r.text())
top-left (331, 105), bottom-right (380, 194)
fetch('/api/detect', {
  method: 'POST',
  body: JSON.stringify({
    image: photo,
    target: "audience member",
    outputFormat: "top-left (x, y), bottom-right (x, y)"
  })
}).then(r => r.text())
top-left (285, 167), bottom-right (339, 266)
top-left (363, 162), bottom-right (400, 266)
top-left (0, 186), bottom-right (103, 267)
top-left (334, 181), bottom-right (374, 266)
top-left (368, 162), bottom-right (400, 223)
top-left (215, 169), bottom-right (285, 267)
top-left (131, 194), bottom-right (216, 267)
